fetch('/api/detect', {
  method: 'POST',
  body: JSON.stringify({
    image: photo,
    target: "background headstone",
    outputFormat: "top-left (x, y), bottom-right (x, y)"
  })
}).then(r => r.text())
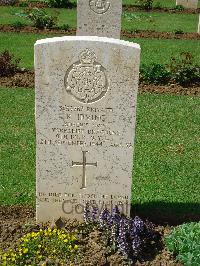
top-left (176, 0), bottom-right (198, 9)
top-left (35, 36), bottom-right (140, 222)
top-left (198, 14), bottom-right (200, 34)
top-left (77, 0), bottom-right (122, 39)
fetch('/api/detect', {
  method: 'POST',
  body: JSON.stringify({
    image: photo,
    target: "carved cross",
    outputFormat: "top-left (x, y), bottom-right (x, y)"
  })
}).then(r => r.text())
top-left (72, 151), bottom-right (97, 189)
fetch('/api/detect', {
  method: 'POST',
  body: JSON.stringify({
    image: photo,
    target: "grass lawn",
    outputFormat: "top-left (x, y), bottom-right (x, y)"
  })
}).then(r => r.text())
top-left (70, 0), bottom-right (200, 8)
top-left (0, 6), bottom-right (199, 33)
top-left (0, 32), bottom-right (199, 69)
top-left (122, 12), bottom-right (199, 33)
top-left (0, 88), bottom-right (199, 218)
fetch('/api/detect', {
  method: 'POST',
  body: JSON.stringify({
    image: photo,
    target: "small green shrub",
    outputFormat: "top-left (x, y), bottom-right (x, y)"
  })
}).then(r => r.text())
top-left (168, 52), bottom-right (200, 86)
top-left (59, 23), bottom-right (70, 31)
top-left (174, 66), bottom-right (200, 86)
top-left (18, 1), bottom-right (28, 7)
top-left (47, 0), bottom-right (75, 8)
top-left (11, 21), bottom-right (25, 29)
top-left (174, 29), bottom-right (184, 34)
top-left (0, 50), bottom-right (20, 77)
top-left (137, 0), bottom-right (154, 10)
top-left (140, 63), bottom-right (171, 85)
top-left (174, 5), bottom-right (185, 11)
top-left (22, 8), bottom-right (58, 29)
top-left (0, 228), bottom-right (79, 265)
top-left (165, 222), bottom-right (200, 266)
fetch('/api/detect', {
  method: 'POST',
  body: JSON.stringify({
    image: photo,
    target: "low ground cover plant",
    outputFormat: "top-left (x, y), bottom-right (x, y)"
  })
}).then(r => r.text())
top-left (0, 50), bottom-right (20, 77)
top-left (165, 222), bottom-right (200, 265)
top-left (0, 228), bottom-right (79, 265)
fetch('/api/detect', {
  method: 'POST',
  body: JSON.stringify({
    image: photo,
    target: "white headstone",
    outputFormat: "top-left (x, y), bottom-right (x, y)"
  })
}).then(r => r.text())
top-left (198, 14), bottom-right (200, 34)
top-left (35, 36), bottom-right (140, 222)
top-left (77, 0), bottom-right (122, 39)
top-left (176, 0), bottom-right (198, 9)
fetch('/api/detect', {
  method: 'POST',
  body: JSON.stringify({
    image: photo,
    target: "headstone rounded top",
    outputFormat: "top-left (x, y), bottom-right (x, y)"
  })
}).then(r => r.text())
top-left (35, 36), bottom-right (141, 50)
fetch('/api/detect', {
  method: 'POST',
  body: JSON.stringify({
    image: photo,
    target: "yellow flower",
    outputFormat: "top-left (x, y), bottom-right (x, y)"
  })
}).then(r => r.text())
top-left (71, 236), bottom-right (76, 241)
top-left (74, 245), bottom-right (78, 250)
top-left (23, 248), bottom-right (28, 254)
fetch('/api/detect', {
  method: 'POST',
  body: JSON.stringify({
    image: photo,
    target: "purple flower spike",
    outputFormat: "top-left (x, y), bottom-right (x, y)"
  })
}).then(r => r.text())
top-left (131, 216), bottom-right (144, 235)
top-left (91, 206), bottom-right (99, 222)
top-left (132, 235), bottom-right (142, 255)
top-left (110, 205), bottom-right (121, 225)
top-left (99, 208), bottom-right (110, 228)
top-left (117, 218), bottom-right (129, 256)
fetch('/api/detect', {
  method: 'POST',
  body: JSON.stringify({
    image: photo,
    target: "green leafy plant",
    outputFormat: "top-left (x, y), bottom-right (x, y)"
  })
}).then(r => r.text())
top-left (174, 29), bottom-right (184, 34)
top-left (11, 21), bottom-right (25, 29)
top-left (168, 52), bottom-right (200, 86)
top-left (0, 228), bottom-right (79, 265)
top-left (165, 222), bottom-right (200, 266)
top-left (59, 23), bottom-right (70, 31)
top-left (0, 50), bottom-right (20, 77)
top-left (140, 63), bottom-right (171, 85)
top-left (174, 5), bottom-right (185, 11)
top-left (137, 0), bottom-right (154, 10)
top-left (46, 0), bottom-right (75, 8)
top-left (17, 8), bottom-right (58, 29)
top-left (18, 1), bottom-right (28, 7)
top-left (174, 66), bottom-right (200, 86)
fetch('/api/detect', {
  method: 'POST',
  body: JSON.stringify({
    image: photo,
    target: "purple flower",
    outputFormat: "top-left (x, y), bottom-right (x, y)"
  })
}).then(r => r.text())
top-left (131, 216), bottom-right (144, 235)
top-left (110, 205), bottom-right (121, 225)
top-left (99, 208), bottom-right (110, 228)
top-left (91, 206), bottom-right (99, 222)
top-left (0, 0), bottom-right (16, 4)
top-left (117, 218), bottom-right (129, 256)
top-left (132, 235), bottom-right (142, 255)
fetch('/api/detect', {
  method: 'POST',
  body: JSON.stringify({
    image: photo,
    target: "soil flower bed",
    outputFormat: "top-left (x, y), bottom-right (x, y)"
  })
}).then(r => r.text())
top-left (0, 205), bottom-right (184, 265)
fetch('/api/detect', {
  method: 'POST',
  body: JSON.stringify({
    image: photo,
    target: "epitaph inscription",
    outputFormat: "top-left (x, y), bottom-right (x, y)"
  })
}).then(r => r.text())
top-left (65, 49), bottom-right (108, 104)
top-left (89, 0), bottom-right (111, 14)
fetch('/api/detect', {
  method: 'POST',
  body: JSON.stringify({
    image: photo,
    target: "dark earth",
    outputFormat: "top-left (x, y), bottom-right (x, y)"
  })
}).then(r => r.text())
top-left (0, 206), bottom-right (184, 265)
top-left (0, 25), bottom-right (200, 41)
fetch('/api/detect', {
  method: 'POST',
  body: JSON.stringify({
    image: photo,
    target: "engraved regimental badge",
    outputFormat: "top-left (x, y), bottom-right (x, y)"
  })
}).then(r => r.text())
top-left (89, 0), bottom-right (110, 14)
top-left (65, 49), bottom-right (108, 104)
